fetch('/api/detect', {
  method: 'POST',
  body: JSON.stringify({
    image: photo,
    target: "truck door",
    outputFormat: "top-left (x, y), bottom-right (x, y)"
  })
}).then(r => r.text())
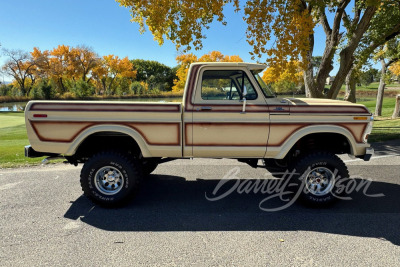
top-left (186, 67), bottom-right (269, 158)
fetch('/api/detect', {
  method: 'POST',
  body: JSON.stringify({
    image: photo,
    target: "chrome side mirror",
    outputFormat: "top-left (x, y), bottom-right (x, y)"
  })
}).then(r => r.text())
top-left (241, 86), bottom-right (247, 114)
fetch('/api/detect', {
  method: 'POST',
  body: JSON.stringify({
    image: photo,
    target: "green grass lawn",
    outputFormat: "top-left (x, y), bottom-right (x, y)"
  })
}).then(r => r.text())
top-left (359, 97), bottom-right (397, 117)
top-left (358, 98), bottom-right (400, 142)
top-left (0, 112), bottom-right (48, 168)
top-left (328, 82), bottom-right (400, 92)
top-left (0, 97), bottom-right (399, 168)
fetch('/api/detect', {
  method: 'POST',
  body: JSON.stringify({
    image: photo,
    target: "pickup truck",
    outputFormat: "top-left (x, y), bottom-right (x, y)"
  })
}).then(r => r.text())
top-left (24, 62), bottom-right (374, 207)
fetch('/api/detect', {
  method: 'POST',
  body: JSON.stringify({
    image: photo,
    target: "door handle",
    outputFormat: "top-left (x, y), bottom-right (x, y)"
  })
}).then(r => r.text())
top-left (200, 106), bottom-right (212, 111)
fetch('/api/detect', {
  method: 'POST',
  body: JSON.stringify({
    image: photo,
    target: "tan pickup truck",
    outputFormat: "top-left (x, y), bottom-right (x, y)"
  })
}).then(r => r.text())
top-left (25, 62), bottom-right (374, 207)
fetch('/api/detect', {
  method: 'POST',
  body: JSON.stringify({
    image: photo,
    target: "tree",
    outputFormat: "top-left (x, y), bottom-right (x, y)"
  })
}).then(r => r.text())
top-left (172, 51), bottom-right (243, 92)
top-left (390, 61), bottom-right (400, 79)
top-left (131, 59), bottom-right (176, 90)
top-left (116, 0), bottom-right (400, 99)
top-left (262, 60), bottom-right (304, 93)
top-left (31, 47), bottom-right (51, 80)
top-left (92, 55), bottom-right (136, 95)
top-left (311, 56), bottom-right (322, 78)
top-left (69, 46), bottom-right (99, 82)
top-left (1, 48), bottom-right (37, 96)
top-left (373, 39), bottom-right (400, 116)
top-left (359, 68), bottom-right (379, 85)
top-left (49, 45), bottom-right (73, 93)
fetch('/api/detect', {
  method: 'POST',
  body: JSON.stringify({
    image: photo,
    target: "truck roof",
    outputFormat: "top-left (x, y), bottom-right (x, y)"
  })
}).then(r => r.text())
top-left (191, 62), bottom-right (267, 71)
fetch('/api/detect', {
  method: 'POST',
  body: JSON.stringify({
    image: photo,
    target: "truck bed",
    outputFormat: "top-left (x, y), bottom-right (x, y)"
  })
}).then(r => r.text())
top-left (25, 101), bottom-right (183, 158)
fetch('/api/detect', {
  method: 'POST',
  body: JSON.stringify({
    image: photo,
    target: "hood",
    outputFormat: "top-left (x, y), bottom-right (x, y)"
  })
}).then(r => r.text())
top-left (284, 98), bottom-right (371, 115)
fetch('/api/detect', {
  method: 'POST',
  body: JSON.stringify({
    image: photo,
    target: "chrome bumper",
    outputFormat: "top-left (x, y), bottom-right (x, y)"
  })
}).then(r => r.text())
top-left (24, 145), bottom-right (59, 158)
top-left (363, 147), bottom-right (374, 161)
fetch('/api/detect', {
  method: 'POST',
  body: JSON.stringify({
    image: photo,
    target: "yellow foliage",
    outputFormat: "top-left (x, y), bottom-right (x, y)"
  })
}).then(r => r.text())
top-left (116, 0), bottom-right (314, 83)
top-left (262, 60), bottom-right (303, 85)
top-left (389, 62), bottom-right (400, 76)
top-left (172, 51), bottom-right (243, 92)
top-left (140, 81), bottom-right (149, 91)
top-left (91, 55), bottom-right (137, 94)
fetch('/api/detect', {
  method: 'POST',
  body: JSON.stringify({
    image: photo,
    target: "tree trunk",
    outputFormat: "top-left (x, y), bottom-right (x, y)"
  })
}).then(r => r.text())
top-left (327, 48), bottom-right (354, 99)
top-left (375, 59), bottom-right (387, 116)
top-left (59, 77), bottom-right (66, 94)
top-left (392, 94), bottom-right (400, 119)
top-left (344, 67), bottom-right (356, 103)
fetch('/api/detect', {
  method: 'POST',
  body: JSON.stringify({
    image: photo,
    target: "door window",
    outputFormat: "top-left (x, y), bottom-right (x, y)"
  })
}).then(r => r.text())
top-left (200, 70), bottom-right (257, 100)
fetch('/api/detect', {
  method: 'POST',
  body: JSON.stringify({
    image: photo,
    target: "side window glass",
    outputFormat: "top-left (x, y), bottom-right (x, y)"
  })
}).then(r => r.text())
top-left (201, 70), bottom-right (257, 100)
top-left (236, 75), bottom-right (257, 100)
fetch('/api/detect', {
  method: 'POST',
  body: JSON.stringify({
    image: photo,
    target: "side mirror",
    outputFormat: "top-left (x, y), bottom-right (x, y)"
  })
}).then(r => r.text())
top-left (241, 86), bottom-right (247, 114)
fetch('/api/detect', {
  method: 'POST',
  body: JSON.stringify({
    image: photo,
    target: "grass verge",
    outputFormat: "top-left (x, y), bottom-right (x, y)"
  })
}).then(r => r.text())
top-left (0, 112), bottom-right (63, 168)
top-left (359, 98), bottom-right (400, 142)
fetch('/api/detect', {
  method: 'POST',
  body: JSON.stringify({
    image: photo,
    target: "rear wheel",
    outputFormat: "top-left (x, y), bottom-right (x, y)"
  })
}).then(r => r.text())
top-left (293, 152), bottom-right (349, 207)
top-left (80, 151), bottom-right (142, 207)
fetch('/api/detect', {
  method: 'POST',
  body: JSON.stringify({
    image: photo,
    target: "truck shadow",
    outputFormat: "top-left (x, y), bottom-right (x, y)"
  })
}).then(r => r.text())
top-left (65, 173), bottom-right (400, 246)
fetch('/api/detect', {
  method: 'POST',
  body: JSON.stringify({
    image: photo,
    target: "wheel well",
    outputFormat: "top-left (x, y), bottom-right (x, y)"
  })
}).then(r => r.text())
top-left (289, 133), bottom-right (351, 157)
top-left (66, 132), bottom-right (141, 164)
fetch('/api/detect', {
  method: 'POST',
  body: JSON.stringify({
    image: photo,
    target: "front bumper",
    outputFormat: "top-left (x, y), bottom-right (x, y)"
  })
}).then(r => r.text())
top-left (24, 145), bottom-right (60, 158)
top-left (357, 147), bottom-right (374, 161)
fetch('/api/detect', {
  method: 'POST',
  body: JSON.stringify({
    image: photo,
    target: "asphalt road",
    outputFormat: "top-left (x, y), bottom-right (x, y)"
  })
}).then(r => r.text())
top-left (1, 140), bottom-right (400, 266)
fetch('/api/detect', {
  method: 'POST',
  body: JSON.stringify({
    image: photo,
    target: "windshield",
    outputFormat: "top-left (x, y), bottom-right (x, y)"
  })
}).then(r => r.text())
top-left (251, 70), bottom-right (275, 98)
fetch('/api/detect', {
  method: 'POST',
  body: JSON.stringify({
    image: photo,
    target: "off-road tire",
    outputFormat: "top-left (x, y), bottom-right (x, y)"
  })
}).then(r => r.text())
top-left (80, 151), bottom-right (142, 207)
top-left (293, 151), bottom-right (349, 207)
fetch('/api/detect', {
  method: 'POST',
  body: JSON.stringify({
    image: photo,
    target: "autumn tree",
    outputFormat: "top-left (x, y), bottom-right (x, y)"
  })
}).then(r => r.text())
top-left (48, 45), bottom-right (73, 93)
top-left (92, 55), bottom-right (136, 95)
top-left (1, 48), bottom-right (37, 96)
top-left (31, 47), bottom-right (51, 80)
top-left (69, 45), bottom-right (99, 82)
top-left (172, 51), bottom-right (243, 92)
top-left (172, 53), bottom-right (198, 92)
top-left (116, 0), bottom-right (400, 99)
top-left (390, 62), bottom-right (400, 79)
top-left (262, 60), bottom-right (303, 93)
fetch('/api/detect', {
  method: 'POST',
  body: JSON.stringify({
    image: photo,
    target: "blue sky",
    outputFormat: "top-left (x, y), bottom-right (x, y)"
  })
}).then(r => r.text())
top-left (0, 0), bottom-right (329, 82)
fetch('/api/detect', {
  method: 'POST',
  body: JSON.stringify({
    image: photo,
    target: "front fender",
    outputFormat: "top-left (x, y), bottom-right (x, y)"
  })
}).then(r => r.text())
top-left (270, 125), bottom-right (362, 159)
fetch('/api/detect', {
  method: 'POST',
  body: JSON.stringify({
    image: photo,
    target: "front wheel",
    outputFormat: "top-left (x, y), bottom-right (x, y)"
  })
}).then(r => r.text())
top-left (293, 152), bottom-right (349, 207)
top-left (80, 151), bottom-right (142, 207)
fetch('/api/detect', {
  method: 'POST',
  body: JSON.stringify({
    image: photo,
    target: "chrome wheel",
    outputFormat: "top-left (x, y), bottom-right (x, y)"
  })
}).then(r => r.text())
top-left (94, 166), bottom-right (124, 195)
top-left (304, 167), bottom-right (335, 196)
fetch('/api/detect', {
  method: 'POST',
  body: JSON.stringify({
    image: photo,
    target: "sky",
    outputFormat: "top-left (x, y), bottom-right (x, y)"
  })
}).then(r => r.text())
top-left (0, 0), bottom-right (330, 82)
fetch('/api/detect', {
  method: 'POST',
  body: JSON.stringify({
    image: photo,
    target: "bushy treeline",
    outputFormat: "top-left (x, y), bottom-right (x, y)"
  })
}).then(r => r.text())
top-left (0, 45), bottom-right (178, 100)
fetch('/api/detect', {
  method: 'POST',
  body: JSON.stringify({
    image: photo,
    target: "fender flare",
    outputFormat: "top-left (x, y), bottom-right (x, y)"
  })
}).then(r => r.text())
top-left (65, 124), bottom-right (152, 157)
top-left (274, 125), bottom-right (359, 159)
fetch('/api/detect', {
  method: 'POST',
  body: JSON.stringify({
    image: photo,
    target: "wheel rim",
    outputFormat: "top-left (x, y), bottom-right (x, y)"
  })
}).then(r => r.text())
top-left (304, 167), bottom-right (335, 196)
top-left (94, 166), bottom-right (124, 195)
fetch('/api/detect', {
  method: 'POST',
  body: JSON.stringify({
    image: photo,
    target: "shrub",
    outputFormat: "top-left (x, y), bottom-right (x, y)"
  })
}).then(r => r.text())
top-left (130, 81), bottom-right (145, 95)
top-left (0, 84), bottom-right (13, 96)
top-left (71, 80), bottom-right (95, 98)
top-left (31, 80), bottom-right (55, 99)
